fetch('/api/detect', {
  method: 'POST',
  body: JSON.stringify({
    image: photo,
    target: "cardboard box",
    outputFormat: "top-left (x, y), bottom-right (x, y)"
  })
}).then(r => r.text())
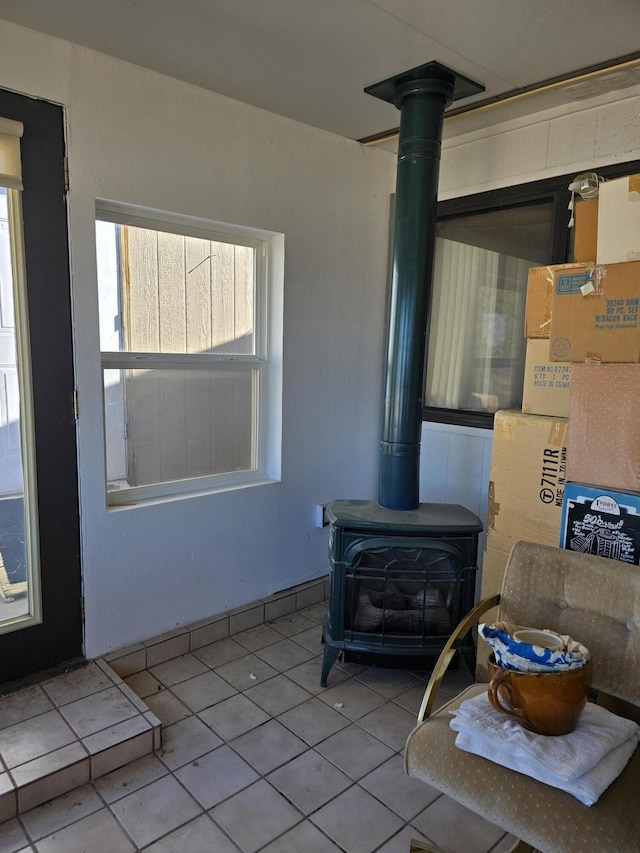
top-left (566, 363), bottom-right (640, 492)
top-left (485, 410), bottom-right (567, 565)
top-left (478, 410), bottom-right (568, 677)
top-left (549, 260), bottom-right (640, 362)
top-left (522, 339), bottom-right (571, 418)
top-left (524, 266), bottom-right (553, 338)
top-left (560, 483), bottom-right (640, 565)
top-left (597, 174), bottom-right (640, 265)
top-left (573, 198), bottom-right (598, 263)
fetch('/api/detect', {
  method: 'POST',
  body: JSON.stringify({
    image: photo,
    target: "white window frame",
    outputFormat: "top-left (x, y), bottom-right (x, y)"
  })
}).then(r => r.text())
top-left (0, 116), bottom-right (43, 632)
top-left (96, 200), bottom-right (283, 507)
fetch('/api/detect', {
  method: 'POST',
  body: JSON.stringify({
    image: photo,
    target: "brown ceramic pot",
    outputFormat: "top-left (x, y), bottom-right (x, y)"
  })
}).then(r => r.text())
top-left (487, 655), bottom-right (593, 736)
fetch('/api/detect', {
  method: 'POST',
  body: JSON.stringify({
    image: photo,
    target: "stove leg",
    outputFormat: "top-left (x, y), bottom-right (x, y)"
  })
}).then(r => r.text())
top-left (321, 644), bottom-right (341, 687)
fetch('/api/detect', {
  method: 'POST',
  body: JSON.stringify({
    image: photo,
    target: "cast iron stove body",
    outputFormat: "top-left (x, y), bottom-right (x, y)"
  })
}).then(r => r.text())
top-left (321, 500), bottom-right (482, 686)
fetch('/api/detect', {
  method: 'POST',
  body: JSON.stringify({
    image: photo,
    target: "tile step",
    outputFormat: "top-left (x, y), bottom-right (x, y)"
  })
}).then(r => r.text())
top-left (0, 659), bottom-right (161, 821)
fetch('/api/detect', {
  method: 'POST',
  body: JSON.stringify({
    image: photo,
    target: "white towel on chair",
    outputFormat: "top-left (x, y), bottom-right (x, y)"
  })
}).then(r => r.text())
top-left (450, 693), bottom-right (640, 806)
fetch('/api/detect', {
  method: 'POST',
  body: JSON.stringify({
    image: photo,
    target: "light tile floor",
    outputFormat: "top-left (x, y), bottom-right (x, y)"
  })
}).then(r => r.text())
top-left (0, 603), bottom-right (516, 853)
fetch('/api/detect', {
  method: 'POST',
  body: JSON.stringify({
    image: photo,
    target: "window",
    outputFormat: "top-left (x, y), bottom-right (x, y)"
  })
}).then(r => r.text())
top-left (96, 202), bottom-right (282, 505)
top-left (425, 201), bottom-right (555, 423)
top-left (424, 161), bottom-right (640, 429)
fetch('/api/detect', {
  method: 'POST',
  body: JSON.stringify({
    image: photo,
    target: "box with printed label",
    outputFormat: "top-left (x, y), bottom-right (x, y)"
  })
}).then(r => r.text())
top-left (560, 483), bottom-right (640, 565)
top-left (479, 410), bottom-right (567, 678)
top-left (549, 261), bottom-right (640, 362)
top-left (524, 266), bottom-right (553, 338)
top-left (484, 410), bottom-right (567, 589)
top-left (522, 339), bottom-right (571, 418)
top-left (597, 174), bottom-right (640, 266)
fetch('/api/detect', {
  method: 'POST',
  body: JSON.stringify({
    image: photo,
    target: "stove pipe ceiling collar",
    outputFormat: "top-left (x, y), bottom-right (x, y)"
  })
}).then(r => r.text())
top-left (365, 62), bottom-right (484, 511)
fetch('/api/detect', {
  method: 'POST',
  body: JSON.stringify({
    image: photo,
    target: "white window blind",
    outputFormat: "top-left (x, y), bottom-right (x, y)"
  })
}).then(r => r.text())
top-left (0, 117), bottom-right (23, 190)
top-left (424, 201), bottom-right (554, 419)
top-left (425, 238), bottom-right (530, 413)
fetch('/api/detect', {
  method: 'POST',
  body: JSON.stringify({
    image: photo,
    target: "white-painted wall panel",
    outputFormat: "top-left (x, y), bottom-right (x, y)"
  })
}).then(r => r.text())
top-left (594, 97), bottom-right (640, 161)
top-left (546, 110), bottom-right (599, 170)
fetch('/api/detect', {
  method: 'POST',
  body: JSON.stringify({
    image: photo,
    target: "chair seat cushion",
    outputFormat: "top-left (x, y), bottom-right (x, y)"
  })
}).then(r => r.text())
top-left (405, 685), bottom-right (640, 853)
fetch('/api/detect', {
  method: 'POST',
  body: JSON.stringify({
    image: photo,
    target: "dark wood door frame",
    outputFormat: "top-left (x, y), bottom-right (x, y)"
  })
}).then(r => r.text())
top-left (0, 88), bottom-right (83, 685)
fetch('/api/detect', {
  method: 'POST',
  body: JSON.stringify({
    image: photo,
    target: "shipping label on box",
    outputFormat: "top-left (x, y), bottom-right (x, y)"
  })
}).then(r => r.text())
top-left (549, 261), bottom-right (640, 362)
top-left (560, 483), bottom-right (640, 565)
top-left (522, 339), bottom-right (571, 418)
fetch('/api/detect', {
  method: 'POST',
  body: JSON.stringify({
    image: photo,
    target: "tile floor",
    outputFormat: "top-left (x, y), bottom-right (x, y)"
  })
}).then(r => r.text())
top-left (0, 602), bottom-right (516, 853)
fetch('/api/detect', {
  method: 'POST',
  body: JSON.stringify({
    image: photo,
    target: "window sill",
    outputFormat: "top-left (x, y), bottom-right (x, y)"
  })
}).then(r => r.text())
top-left (106, 473), bottom-right (280, 510)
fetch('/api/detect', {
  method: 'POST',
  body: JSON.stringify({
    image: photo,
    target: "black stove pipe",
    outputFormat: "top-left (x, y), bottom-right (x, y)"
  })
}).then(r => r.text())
top-left (366, 63), bottom-right (484, 511)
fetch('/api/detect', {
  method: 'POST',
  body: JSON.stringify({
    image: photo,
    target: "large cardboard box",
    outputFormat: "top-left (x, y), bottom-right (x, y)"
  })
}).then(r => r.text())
top-left (573, 198), bottom-right (598, 263)
top-left (597, 174), bottom-right (640, 265)
top-left (560, 483), bottom-right (640, 565)
top-left (478, 411), bottom-right (568, 678)
top-left (566, 363), bottom-right (640, 492)
top-left (484, 410), bottom-right (567, 572)
top-left (522, 338), bottom-right (571, 418)
top-left (524, 266), bottom-right (553, 338)
top-left (549, 261), bottom-right (640, 362)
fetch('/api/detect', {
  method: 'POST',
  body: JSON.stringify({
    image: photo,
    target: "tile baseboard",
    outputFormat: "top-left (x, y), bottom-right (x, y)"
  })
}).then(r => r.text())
top-left (104, 576), bottom-right (329, 678)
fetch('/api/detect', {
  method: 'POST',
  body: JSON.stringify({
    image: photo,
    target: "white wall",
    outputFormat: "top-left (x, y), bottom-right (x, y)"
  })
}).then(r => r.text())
top-left (0, 21), bottom-right (397, 657)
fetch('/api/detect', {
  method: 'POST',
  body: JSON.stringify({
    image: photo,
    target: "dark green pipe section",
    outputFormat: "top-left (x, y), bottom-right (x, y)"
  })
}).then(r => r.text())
top-left (379, 73), bottom-right (455, 510)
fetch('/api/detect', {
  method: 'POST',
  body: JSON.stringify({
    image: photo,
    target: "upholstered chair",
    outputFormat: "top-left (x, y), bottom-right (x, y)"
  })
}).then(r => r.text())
top-left (404, 540), bottom-right (640, 853)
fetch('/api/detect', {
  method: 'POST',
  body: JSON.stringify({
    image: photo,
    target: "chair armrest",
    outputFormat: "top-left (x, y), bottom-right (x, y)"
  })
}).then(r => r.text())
top-left (416, 593), bottom-right (501, 723)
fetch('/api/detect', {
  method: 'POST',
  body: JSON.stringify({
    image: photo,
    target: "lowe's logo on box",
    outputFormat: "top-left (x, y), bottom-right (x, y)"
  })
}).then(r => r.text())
top-left (556, 273), bottom-right (593, 295)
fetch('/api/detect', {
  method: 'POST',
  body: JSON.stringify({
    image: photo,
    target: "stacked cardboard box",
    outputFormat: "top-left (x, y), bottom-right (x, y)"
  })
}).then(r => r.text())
top-left (545, 176), bottom-right (640, 566)
top-left (559, 363), bottom-right (640, 564)
top-left (574, 198), bottom-right (598, 263)
top-left (548, 261), bottom-right (640, 364)
top-left (597, 175), bottom-right (640, 265)
top-left (522, 266), bottom-right (572, 418)
top-left (479, 410), bottom-right (567, 677)
top-left (479, 183), bottom-right (640, 675)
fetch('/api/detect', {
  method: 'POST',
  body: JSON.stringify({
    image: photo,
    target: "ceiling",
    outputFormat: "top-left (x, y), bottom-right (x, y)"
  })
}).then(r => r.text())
top-left (2, 0), bottom-right (640, 144)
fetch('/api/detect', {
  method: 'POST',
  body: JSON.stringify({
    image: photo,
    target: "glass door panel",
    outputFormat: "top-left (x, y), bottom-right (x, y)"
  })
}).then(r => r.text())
top-left (0, 186), bottom-right (40, 631)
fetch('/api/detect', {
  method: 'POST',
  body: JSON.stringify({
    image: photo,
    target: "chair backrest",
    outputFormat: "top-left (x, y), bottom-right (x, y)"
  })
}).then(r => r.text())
top-left (497, 541), bottom-right (640, 706)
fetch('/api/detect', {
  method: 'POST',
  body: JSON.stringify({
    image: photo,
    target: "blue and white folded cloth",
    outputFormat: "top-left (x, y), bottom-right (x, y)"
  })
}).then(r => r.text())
top-left (450, 691), bottom-right (640, 805)
top-left (479, 621), bottom-right (590, 672)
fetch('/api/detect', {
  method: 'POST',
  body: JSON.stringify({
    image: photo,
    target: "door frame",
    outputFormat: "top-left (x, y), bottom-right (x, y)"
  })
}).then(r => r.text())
top-left (0, 87), bottom-right (83, 684)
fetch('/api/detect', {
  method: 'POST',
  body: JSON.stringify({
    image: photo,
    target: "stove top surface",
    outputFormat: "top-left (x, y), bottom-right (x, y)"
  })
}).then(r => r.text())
top-left (326, 500), bottom-right (483, 533)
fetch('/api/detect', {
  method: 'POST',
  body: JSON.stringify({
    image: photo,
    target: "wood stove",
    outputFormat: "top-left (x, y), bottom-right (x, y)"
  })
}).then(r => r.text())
top-left (321, 63), bottom-right (485, 686)
top-left (321, 500), bottom-right (481, 685)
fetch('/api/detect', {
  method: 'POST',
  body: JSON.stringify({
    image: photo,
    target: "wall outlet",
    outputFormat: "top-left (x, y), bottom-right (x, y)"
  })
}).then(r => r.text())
top-left (315, 503), bottom-right (330, 528)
